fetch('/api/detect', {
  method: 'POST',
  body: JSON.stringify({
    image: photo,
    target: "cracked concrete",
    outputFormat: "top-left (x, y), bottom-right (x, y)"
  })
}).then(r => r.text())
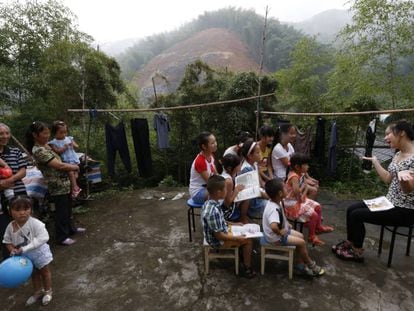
top-left (0, 187), bottom-right (413, 310)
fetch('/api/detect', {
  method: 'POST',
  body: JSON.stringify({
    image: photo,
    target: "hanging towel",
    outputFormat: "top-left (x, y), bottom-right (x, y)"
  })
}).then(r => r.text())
top-left (327, 121), bottom-right (338, 176)
top-left (313, 117), bottom-right (326, 165)
top-left (153, 112), bottom-right (171, 149)
top-left (362, 119), bottom-right (376, 172)
top-left (293, 126), bottom-right (312, 157)
top-left (105, 122), bottom-right (132, 177)
top-left (131, 118), bottom-right (153, 178)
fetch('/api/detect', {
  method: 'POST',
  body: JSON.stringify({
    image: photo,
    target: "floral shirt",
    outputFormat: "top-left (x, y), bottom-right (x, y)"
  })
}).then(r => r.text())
top-left (386, 152), bottom-right (414, 209)
top-left (32, 145), bottom-right (71, 196)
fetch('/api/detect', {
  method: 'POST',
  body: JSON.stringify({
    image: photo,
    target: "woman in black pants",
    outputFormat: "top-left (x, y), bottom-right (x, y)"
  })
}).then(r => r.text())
top-left (26, 122), bottom-right (84, 245)
top-left (334, 120), bottom-right (414, 262)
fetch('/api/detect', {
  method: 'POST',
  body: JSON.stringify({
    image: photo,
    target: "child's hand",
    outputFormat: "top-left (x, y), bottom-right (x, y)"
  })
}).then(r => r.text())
top-left (10, 247), bottom-right (22, 256)
top-left (280, 229), bottom-right (289, 237)
top-left (234, 235), bottom-right (247, 242)
top-left (235, 184), bottom-right (245, 193)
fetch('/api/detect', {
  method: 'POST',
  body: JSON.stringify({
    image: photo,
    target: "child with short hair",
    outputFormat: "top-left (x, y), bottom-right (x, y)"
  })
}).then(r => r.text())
top-left (49, 121), bottom-right (81, 198)
top-left (220, 153), bottom-right (244, 221)
top-left (285, 153), bottom-right (333, 246)
top-left (3, 196), bottom-right (53, 306)
top-left (263, 179), bottom-right (325, 277)
top-left (201, 175), bottom-right (256, 278)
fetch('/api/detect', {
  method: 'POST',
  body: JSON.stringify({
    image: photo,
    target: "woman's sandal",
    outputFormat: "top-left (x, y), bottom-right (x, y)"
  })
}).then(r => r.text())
top-left (335, 247), bottom-right (364, 263)
top-left (308, 235), bottom-right (325, 246)
top-left (331, 240), bottom-right (351, 254)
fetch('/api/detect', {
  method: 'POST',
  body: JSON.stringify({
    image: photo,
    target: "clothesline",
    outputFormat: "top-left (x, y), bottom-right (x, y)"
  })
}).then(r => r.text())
top-left (259, 107), bottom-right (414, 116)
top-left (67, 93), bottom-right (275, 113)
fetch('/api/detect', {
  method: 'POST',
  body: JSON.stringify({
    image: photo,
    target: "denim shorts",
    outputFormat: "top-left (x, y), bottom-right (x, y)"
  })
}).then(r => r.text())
top-left (280, 228), bottom-right (292, 246)
top-left (25, 243), bottom-right (53, 269)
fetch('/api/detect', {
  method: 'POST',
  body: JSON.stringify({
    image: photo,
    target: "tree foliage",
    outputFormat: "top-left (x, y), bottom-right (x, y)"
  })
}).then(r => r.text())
top-left (0, 0), bottom-right (129, 126)
top-left (338, 0), bottom-right (414, 108)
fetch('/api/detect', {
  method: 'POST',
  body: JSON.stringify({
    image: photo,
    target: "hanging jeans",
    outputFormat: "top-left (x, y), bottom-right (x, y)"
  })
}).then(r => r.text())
top-left (105, 122), bottom-right (132, 177)
top-left (314, 117), bottom-right (326, 165)
top-left (362, 126), bottom-right (376, 171)
top-left (131, 118), bottom-right (153, 177)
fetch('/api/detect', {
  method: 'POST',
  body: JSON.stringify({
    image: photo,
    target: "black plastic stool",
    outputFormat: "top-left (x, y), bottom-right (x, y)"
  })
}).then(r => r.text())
top-left (378, 225), bottom-right (413, 267)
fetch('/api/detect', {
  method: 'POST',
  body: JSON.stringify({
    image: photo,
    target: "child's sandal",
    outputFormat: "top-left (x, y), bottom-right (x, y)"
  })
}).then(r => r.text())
top-left (242, 267), bottom-right (256, 279)
top-left (25, 290), bottom-right (43, 306)
top-left (316, 225), bottom-right (334, 234)
top-left (42, 289), bottom-right (53, 306)
top-left (308, 235), bottom-right (325, 246)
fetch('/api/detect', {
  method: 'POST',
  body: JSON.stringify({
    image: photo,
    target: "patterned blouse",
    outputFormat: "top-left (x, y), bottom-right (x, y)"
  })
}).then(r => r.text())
top-left (32, 145), bottom-right (71, 196)
top-left (386, 152), bottom-right (414, 209)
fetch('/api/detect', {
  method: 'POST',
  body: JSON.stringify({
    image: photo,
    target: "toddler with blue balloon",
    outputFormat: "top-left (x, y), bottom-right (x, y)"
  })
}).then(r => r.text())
top-left (2, 196), bottom-right (53, 306)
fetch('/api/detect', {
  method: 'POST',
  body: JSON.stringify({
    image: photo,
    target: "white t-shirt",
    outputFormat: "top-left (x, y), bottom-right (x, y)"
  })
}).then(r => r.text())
top-left (262, 200), bottom-right (289, 243)
top-left (271, 143), bottom-right (295, 180)
top-left (3, 217), bottom-right (49, 253)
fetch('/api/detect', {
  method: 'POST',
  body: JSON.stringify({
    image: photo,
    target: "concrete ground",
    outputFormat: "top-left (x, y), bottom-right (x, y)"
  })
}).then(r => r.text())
top-left (0, 187), bottom-right (413, 311)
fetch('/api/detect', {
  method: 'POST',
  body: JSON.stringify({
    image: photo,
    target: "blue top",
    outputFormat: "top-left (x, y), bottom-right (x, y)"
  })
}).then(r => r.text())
top-left (48, 136), bottom-right (80, 164)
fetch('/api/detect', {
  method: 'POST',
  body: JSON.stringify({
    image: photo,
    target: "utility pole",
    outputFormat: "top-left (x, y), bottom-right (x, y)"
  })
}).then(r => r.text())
top-left (255, 6), bottom-right (269, 140)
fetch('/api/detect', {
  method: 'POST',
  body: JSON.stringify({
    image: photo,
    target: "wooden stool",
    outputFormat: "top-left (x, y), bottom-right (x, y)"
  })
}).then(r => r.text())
top-left (203, 239), bottom-right (239, 275)
top-left (260, 237), bottom-right (296, 279)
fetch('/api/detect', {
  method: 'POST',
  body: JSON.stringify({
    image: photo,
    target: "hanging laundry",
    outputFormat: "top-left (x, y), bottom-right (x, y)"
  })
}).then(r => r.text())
top-left (131, 118), bottom-right (153, 178)
top-left (105, 122), bottom-right (132, 177)
top-left (153, 112), bottom-right (171, 149)
top-left (327, 121), bottom-right (338, 176)
top-left (314, 117), bottom-right (326, 165)
top-left (293, 126), bottom-right (312, 157)
top-left (362, 119), bottom-right (376, 172)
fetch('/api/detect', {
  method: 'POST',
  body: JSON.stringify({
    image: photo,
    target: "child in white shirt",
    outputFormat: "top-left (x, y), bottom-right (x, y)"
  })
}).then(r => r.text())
top-left (3, 196), bottom-right (53, 306)
top-left (262, 179), bottom-right (325, 277)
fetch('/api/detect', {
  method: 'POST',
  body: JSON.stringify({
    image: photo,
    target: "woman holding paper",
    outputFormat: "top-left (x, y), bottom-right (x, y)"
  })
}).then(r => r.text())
top-left (334, 120), bottom-right (414, 262)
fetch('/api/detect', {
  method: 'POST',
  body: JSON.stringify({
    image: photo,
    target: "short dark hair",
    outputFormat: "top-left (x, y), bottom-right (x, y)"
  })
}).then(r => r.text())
top-left (265, 179), bottom-right (284, 199)
top-left (51, 120), bottom-right (67, 135)
top-left (290, 153), bottom-right (310, 168)
top-left (196, 132), bottom-right (213, 150)
top-left (206, 175), bottom-right (226, 194)
top-left (235, 130), bottom-right (253, 145)
top-left (259, 125), bottom-right (275, 138)
top-left (9, 196), bottom-right (33, 211)
top-left (221, 153), bottom-right (241, 173)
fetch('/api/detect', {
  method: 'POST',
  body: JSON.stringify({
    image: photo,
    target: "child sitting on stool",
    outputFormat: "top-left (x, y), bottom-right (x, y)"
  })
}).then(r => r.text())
top-left (263, 179), bottom-right (325, 277)
top-left (201, 175), bottom-right (256, 278)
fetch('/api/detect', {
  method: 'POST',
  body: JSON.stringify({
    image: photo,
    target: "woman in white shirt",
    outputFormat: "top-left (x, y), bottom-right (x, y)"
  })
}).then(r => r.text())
top-left (271, 124), bottom-right (297, 181)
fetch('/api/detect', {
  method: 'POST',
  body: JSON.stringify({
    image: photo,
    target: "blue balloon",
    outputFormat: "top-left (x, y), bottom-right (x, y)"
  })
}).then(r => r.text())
top-left (0, 256), bottom-right (33, 288)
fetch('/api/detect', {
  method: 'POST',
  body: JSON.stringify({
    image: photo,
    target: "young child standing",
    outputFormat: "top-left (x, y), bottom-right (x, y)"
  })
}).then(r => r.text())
top-left (201, 175), bottom-right (256, 278)
top-left (285, 153), bottom-right (333, 246)
top-left (263, 179), bottom-right (325, 277)
top-left (3, 197), bottom-right (53, 306)
top-left (49, 121), bottom-right (81, 198)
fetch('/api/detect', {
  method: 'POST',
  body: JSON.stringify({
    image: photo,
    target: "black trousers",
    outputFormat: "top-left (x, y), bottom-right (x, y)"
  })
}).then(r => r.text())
top-left (347, 201), bottom-right (414, 248)
top-left (131, 118), bottom-right (153, 177)
top-left (105, 122), bottom-right (132, 176)
top-left (51, 194), bottom-right (75, 244)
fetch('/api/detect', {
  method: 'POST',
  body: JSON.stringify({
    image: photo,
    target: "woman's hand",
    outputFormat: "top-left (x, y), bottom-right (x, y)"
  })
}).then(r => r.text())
top-left (398, 170), bottom-right (414, 181)
top-left (0, 178), bottom-right (15, 190)
top-left (362, 156), bottom-right (378, 163)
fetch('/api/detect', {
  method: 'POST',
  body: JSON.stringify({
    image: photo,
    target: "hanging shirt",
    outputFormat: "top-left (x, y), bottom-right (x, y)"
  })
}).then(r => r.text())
top-left (153, 112), bottom-right (170, 149)
top-left (327, 121), bottom-right (338, 175)
top-left (293, 126), bottom-right (312, 157)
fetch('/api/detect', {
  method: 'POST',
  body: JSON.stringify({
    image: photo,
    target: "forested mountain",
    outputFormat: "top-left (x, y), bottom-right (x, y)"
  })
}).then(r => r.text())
top-left (117, 8), bottom-right (304, 81)
top-left (290, 9), bottom-right (352, 44)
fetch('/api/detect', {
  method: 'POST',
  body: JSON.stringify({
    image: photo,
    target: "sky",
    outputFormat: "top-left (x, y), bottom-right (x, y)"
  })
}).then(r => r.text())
top-left (55, 0), bottom-right (349, 43)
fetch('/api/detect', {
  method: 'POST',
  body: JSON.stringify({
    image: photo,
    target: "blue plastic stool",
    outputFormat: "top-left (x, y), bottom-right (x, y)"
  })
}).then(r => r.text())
top-left (187, 199), bottom-right (203, 242)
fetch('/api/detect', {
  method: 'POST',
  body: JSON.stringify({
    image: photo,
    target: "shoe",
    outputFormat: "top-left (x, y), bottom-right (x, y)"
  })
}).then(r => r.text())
top-left (308, 235), bottom-right (325, 246)
top-left (75, 227), bottom-right (86, 234)
top-left (331, 240), bottom-right (351, 254)
top-left (335, 247), bottom-right (364, 263)
top-left (241, 267), bottom-right (257, 279)
top-left (25, 291), bottom-right (43, 306)
top-left (316, 225), bottom-right (334, 234)
top-left (307, 261), bottom-right (325, 277)
top-left (42, 290), bottom-right (53, 306)
top-left (61, 238), bottom-right (76, 246)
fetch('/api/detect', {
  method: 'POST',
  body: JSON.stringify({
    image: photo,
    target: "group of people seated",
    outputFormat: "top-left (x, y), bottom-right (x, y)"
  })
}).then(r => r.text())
top-left (190, 120), bottom-right (414, 277)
